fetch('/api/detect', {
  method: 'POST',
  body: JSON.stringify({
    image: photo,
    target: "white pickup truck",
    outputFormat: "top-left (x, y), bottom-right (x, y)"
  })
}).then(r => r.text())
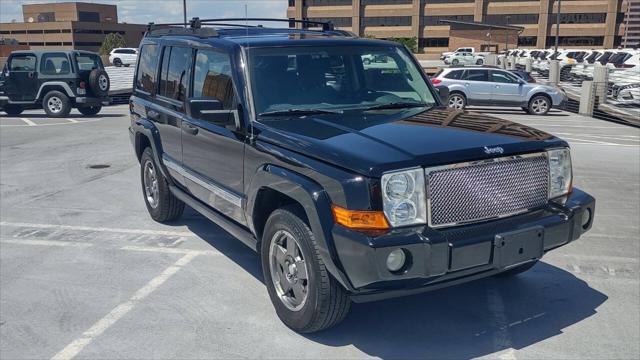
top-left (440, 47), bottom-right (475, 60)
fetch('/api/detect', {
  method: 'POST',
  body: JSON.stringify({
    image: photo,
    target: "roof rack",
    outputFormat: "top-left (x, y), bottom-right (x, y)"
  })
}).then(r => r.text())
top-left (144, 17), bottom-right (336, 38)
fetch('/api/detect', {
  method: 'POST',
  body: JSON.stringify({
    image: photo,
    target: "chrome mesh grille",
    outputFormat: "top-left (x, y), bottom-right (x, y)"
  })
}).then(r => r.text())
top-left (427, 154), bottom-right (549, 228)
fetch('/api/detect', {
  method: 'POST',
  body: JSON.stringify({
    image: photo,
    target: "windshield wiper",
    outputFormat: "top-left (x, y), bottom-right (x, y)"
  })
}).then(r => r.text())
top-left (258, 108), bottom-right (344, 117)
top-left (363, 102), bottom-right (429, 111)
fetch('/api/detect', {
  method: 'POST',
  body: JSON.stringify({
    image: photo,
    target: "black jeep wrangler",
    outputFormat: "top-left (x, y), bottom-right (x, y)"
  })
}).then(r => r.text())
top-left (0, 50), bottom-right (110, 117)
top-left (129, 19), bottom-right (595, 333)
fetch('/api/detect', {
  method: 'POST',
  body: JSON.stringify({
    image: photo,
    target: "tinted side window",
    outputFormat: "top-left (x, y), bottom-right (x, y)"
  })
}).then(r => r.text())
top-left (193, 49), bottom-right (235, 109)
top-left (75, 54), bottom-right (102, 71)
top-left (9, 54), bottom-right (36, 71)
top-left (463, 69), bottom-right (488, 82)
top-left (444, 70), bottom-right (463, 79)
top-left (491, 71), bottom-right (518, 83)
top-left (40, 53), bottom-right (71, 75)
top-left (135, 44), bottom-right (159, 93)
top-left (158, 46), bottom-right (191, 101)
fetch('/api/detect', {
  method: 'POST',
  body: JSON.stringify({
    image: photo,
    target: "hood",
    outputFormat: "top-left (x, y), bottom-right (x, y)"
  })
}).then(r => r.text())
top-left (256, 107), bottom-right (565, 177)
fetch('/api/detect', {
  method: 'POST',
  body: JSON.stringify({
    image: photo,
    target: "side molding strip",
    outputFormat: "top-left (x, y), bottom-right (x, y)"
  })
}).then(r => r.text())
top-left (162, 155), bottom-right (243, 208)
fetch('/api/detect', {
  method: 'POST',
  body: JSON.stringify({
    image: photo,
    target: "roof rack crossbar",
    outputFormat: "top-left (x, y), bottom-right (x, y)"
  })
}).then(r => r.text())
top-left (194, 18), bottom-right (335, 31)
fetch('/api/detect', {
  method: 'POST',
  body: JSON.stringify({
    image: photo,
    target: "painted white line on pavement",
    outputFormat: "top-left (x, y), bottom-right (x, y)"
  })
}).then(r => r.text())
top-left (20, 118), bottom-right (37, 126)
top-left (66, 118), bottom-right (79, 123)
top-left (1, 239), bottom-right (93, 248)
top-left (0, 221), bottom-right (195, 237)
top-left (121, 245), bottom-right (220, 256)
top-left (0, 119), bottom-right (104, 127)
top-left (50, 252), bottom-right (198, 360)
top-left (486, 286), bottom-right (517, 360)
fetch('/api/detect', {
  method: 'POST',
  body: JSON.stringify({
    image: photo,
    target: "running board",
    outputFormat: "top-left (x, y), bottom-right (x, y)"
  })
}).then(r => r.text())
top-left (169, 185), bottom-right (258, 252)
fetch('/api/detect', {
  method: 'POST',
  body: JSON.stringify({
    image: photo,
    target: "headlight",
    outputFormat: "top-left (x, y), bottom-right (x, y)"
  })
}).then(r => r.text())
top-left (547, 148), bottom-right (572, 199)
top-left (381, 168), bottom-right (426, 227)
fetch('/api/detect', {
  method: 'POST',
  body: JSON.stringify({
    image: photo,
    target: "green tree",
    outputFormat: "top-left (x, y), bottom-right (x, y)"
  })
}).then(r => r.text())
top-left (99, 33), bottom-right (127, 55)
top-left (388, 37), bottom-right (418, 53)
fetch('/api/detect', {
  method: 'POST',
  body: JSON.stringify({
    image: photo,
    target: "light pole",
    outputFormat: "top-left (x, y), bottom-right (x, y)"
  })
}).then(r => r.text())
top-left (183, 0), bottom-right (187, 26)
top-left (554, 0), bottom-right (561, 58)
top-left (505, 16), bottom-right (511, 51)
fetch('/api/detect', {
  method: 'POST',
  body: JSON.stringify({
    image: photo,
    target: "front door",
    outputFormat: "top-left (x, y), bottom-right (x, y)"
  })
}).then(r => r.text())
top-left (490, 70), bottom-right (524, 105)
top-left (6, 53), bottom-right (39, 101)
top-left (181, 48), bottom-right (245, 224)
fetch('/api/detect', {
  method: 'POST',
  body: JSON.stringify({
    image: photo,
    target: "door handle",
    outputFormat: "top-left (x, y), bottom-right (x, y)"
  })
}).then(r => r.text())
top-left (182, 123), bottom-right (199, 135)
top-left (147, 110), bottom-right (160, 121)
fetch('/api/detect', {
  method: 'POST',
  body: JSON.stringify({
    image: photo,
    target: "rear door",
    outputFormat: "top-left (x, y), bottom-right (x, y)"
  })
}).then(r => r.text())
top-left (461, 69), bottom-right (491, 104)
top-left (6, 53), bottom-right (39, 101)
top-left (490, 70), bottom-right (524, 105)
top-left (180, 48), bottom-right (245, 223)
top-left (74, 52), bottom-right (104, 97)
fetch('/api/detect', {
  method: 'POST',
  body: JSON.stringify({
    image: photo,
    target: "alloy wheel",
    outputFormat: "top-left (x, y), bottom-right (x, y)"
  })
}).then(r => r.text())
top-left (448, 95), bottom-right (465, 110)
top-left (143, 160), bottom-right (160, 208)
top-left (47, 96), bottom-right (63, 114)
top-left (531, 98), bottom-right (549, 114)
top-left (269, 229), bottom-right (309, 311)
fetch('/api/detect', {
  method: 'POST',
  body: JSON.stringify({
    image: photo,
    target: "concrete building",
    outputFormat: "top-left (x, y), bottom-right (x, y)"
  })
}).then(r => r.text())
top-left (0, 2), bottom-right (147, 52)
top-left (287, 0), bottom-right (631, 58)
top-left (622, 0), bottom-right (640, 47)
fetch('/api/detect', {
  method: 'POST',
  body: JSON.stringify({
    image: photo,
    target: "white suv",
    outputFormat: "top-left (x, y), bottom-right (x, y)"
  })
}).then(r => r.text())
top-left (108, 48), bottom-right (138, 67)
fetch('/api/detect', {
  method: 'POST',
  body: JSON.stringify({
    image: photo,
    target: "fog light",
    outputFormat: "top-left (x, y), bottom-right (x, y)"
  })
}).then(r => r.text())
top-left (581, 208), bottom-right (591, 229)
top-left (386, 249), bottom-right (406, 272)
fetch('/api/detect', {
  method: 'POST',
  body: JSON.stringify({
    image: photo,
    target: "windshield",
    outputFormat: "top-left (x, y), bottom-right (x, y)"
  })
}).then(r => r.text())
top-left (247, 45), bottom-right (435, 116)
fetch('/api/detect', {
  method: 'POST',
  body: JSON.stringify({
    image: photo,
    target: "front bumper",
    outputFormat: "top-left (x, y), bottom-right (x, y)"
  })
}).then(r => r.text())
top-left (332, 188), bottom-right (595, 302)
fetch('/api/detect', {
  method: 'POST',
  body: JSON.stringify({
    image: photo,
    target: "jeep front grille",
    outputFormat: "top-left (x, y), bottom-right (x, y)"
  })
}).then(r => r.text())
top-left (426, 153), bottom-right (549, 228)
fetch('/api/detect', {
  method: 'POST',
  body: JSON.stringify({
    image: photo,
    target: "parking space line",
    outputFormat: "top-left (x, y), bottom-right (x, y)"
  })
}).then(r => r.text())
top-left (20, 118), bottom-right (37, 126)
top-left (1, 238), bottom-right (93, 248)
top-left (0, 221), bottom-right (195, 237)
top-left (50, 252), bottom-right (199, 360)
top-left (66, 118), bottom-right (79, 123)
top-left (121, 245), bottom-right (220, 256)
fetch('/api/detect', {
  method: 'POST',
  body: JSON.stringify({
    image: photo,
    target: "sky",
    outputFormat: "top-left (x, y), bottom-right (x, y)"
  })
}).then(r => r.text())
top-left (0, 0), bottom-right (289, 24)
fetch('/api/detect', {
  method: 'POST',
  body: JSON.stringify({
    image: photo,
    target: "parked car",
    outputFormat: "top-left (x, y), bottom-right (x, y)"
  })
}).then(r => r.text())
top-left (130, 19), bottom-right (595, 333)
top-left (444, 52), bottom-right (484, 66)
top-left (109, 47), bottom-right (138, 67)
top-left (440, 47), bottom-right (474, 60)
top-left (0, 50), bottom-right (110, 117)
top-left (431, 67), bottom-right (566, 114)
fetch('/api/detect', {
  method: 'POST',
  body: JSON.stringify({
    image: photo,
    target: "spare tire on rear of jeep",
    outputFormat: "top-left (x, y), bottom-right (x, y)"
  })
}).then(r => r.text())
top-left (88, 69), bottom-right (110, 97)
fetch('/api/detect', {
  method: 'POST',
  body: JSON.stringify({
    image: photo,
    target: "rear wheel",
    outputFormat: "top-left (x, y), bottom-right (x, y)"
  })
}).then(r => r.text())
top-left (43, 91), bottom-right (71, 117)
top-left (452, 59), bottom-right (459, 66)
top-left (140, 147), bottom-right (184, 222)
top-left (476, 58), bottom-right (484, 65)
top-left (78, 106), bottom-right (102, 116)
top-left (261, 208), bottom-right (351, 333)
top-left (528, 95), bottom-right (551, 115)
top-left (448, 93), bottom-right (466, 110)
top-left (3, 104), bottom-right (23, 116)
top-left (113, 58), bottom-right (122, 67)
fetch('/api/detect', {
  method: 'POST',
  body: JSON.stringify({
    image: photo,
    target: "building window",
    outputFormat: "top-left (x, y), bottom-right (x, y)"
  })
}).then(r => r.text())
top-left (425, 0), bottom-right (474, 3)
top-left (420, 38), bottom-right (449, 47)
top-left (36, 12), bottom-right (55, 22)
top-left (27, 29), bottom-right (43, 34)
top-left (545, 36), bottom-right (604, 47)
top-left (362, 0), bottom-right (412, 4)
top-left (62, 29), bottom-right (71, 33)
top-left (518, 36), bottom-right (537, 46)
top-left (136, 44), bottom-right (159, 93)
top-left (28, 42), bottom-right (45, 46)
top-left (289, 0), bottom-right (296, 6)
top-left (424, 15), bottom-right (474, 26)
top-left (43, 29), bottom-right (62, 34)
top-left (11, 30), bottom-right (27, 34)
top-left (73, 42), bottom-right (103, 46)
top-left (73, 29), bottom-right (103, 34)
top-left (485, 14), bottom-right (539, 25)
top-left (307, 17), bottom-right (352, 27)
top-left (550, 13), bottom-right (607, 24)
top-left (40, 53), bottom-right (71, 75)
top-left (78, 11), bottom-right (100, 22)
top-left (362, 16), bottom-right (411, 27)
top-left (306, 0), bottom-right (352, 5)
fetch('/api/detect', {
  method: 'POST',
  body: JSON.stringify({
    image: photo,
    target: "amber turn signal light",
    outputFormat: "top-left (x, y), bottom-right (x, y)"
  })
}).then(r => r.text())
top-left (332, 205), bottom-right (389, 230)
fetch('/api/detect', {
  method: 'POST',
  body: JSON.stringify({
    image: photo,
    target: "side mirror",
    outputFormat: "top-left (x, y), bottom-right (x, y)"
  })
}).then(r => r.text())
top-left (186, 97), bottom-right (238, 131)
top-left (435, 86), bottom-right (450, 103)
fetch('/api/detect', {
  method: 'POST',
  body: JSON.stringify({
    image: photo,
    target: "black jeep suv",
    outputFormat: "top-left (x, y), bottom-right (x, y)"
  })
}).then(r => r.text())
top-left (0, 50), bottom-right (110, 117)
top-left (129, 19), bottom-right (595, 333)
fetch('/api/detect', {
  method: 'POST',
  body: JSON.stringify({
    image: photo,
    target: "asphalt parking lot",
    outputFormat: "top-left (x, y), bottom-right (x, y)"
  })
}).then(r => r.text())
top-left (1, 105), bottom-right (639, 359)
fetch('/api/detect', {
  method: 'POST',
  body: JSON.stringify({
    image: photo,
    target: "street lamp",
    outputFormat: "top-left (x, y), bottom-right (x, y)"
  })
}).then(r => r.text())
top-left (554, 0), bottom-right (562, 58)
top-left (183, 0), bottom-right (187, 26)
top-left (505, 15), bottom-right (511, 51)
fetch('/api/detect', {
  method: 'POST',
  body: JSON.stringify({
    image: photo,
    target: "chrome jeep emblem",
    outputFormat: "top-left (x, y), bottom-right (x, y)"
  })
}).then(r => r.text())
top-left (483, 146), bottom-right (504, 155)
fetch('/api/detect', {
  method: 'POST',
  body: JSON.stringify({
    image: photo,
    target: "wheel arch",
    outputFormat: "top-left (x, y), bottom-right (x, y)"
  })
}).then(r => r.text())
top-left (36, 82), bottom-right (74, 100)
top-left (528, 92), bottom-right (552, 105)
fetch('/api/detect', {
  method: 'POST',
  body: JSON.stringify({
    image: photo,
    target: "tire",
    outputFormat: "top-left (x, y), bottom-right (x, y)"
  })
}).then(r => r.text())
top-left (476, 58), bottom-right (484, 65)
top-left (113, 58), bottom-right (122, 67)
top-left (497, 261), bottom-right (538, 277)
top-left (363, 58), bottom-right (371, 65)
top-left (447, 92), bottom-right (466, 110)
top-left (528, 95), bottom-right (551, 115)
top-left (43, 91), bottom-right (71, 117)
top-left (261, 207), bottom-right (351, 333)
top-left (89, 69), bottom-right (110, 97)
top-left (521, 106), bottom-right (529, 113)
top-left (3, 104), bottom-right (23, 116)
top-left (140, 147), bottom-right (185, 222)
top-left (78, 105), bottom-right (102, 116)
top-left (451, 59), bottom-right (459, 66)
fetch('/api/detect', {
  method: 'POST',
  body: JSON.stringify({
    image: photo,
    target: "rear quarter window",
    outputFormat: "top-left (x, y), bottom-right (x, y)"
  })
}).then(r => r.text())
top-left (75, 54), bottom-right (102, 71)
top-left (444, 70), bottom-right (463, 79)
top-left (136, 44), bottom-right (160, 94)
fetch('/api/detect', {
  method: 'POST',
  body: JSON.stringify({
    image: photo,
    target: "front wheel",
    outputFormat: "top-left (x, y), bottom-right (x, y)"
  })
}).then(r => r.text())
top-left (261, 208), bottom-right (351, 333)
top-left (451, 59), bottom-right (459, 66)
top-left (448, 93), bottom-right (466, 110)
top-left (2, 104), bottom-right (23, 116)
top-left (43, 91), bottom-right (71, 117)
top-left (528, 95), bottom-right (551, 115)
top-left (78, 106), bottom-right (102, 116)
top-left (140, 147), bottom-right (185, 222)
